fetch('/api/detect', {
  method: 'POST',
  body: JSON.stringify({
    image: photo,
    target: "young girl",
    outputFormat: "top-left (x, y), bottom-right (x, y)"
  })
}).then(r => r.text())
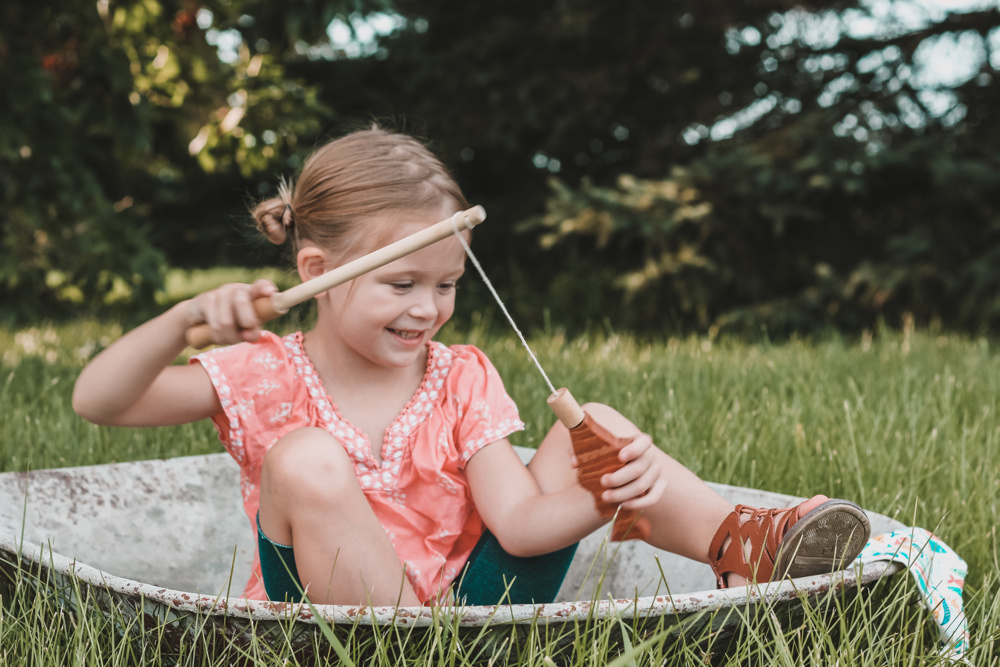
top-left (73, 127), bottom-right (870, 607)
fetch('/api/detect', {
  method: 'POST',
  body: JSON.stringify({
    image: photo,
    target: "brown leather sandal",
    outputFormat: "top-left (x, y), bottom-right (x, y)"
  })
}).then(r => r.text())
top-left (708, 497), bottom-right (871, 588)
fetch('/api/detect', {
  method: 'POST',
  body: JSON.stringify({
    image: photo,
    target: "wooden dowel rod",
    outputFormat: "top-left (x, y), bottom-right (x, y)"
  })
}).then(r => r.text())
top-left (185, 205), bottom-right (486, 349)
top-left (548, 387), bottom-right (585, 429)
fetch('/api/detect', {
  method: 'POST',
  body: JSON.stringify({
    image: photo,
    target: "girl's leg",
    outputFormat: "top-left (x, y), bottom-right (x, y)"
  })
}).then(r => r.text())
top-left (528, 403), bottom-right (734, 561)
top-left (258, 427), bottom-right (420, 606)
top-left (527, 404), bottom-right (827, 576)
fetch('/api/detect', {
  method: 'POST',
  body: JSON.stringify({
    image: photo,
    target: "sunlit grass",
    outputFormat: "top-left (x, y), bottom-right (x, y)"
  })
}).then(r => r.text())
top-left (2, 275), bottom-right (1000, 664)
top-left (156, 267), bottom-right (300, 307)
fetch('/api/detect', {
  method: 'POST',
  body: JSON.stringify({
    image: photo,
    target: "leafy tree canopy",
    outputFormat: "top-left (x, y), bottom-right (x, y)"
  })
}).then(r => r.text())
top-left (2, 0), bottom-right (998, 333)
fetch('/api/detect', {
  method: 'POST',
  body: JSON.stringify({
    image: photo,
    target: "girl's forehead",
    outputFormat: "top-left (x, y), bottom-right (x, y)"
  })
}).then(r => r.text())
top-left (381, 229), bottom-right (469, 271)
top-left (385, 202), bottom-right (461, 231)
top-left (362, 201), bottom-right (462, 244)
top-left (327, 202), bottom-right (466, 265)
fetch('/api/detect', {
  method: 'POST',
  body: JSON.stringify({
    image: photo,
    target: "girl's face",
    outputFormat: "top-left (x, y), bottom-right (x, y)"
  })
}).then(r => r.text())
top-left (319, 205), bottom-right (468, 371)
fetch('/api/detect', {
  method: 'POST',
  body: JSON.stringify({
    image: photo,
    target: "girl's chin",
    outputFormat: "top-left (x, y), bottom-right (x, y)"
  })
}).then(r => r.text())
top-left (378, 338), bottom-right (429, 370)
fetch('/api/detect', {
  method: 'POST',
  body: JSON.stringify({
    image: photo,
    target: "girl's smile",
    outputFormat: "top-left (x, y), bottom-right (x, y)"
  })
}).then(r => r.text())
top-left (388, 328), bottom-right (422, 339)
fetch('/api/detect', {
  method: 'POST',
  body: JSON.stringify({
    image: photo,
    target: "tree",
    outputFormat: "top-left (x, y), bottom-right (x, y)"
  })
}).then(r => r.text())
top-left (4, 0), bottom-right (999, 333)
top-left (0, 2), bottom-right (162, 320)
top-left (291, 0), bottom-right (1000, 332)
top-left (0, 0), bottom-right (350, 320)
top-left (511, 2), bottom-right (1000, 333)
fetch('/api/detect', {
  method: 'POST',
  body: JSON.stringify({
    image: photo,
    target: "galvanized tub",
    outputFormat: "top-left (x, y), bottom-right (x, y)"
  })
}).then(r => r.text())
top-left (0, 449), bottom-right (905, 659)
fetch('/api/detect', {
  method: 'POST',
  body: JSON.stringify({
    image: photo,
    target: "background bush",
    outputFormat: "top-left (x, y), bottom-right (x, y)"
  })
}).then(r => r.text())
top-left (3, 0), bottom-right (999, 334)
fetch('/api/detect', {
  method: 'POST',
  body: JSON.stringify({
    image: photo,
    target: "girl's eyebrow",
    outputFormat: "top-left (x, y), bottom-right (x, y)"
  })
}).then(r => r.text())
top-left (383, 261), bottom-right (465, 274)
top-left (380, 267), bottom-right (465, 279)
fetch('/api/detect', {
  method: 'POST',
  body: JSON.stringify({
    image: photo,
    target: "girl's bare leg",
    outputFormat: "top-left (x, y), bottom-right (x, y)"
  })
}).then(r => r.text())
top-left (529, 403), bottom-right (733, 561)
top-left (528, 404), bottom-right (824, 576)
top-left (258, 427), bottom-right (420, 606)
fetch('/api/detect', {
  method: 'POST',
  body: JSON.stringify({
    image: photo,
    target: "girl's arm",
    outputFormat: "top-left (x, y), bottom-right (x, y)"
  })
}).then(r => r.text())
top-left (466, 404), bottom-right (669, 557)
top-left (72, 280), bottom-right (276, 427)
top-left (465, 436), bottom-right (665, 556)
top-left (465, 440), bottom-right (601, 557)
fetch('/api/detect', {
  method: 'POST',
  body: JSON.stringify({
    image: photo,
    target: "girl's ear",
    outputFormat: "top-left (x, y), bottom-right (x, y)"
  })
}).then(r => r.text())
top-left (296, 246), bottom-right (327, 284)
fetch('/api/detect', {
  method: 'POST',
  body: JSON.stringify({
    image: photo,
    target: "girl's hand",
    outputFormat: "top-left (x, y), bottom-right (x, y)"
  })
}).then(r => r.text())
top-left (185, 279), bottom-right (277, 345)
top-left (571, 431), bottom-right (667, 509)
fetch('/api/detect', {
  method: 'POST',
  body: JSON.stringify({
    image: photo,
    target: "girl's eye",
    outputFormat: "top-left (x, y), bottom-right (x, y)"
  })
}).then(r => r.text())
top-left (438, 282), bottom-right (457, 292)
top-left (391, 282), bottom-right (413, 290)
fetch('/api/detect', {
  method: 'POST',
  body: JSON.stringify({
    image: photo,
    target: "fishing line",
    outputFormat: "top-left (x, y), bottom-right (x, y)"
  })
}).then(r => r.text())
top-left (450, 220), bottom-right (558, 396)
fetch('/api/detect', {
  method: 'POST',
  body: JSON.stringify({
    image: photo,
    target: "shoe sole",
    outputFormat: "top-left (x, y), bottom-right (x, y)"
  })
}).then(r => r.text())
top-left (773, 499), bottom-right (872, 580)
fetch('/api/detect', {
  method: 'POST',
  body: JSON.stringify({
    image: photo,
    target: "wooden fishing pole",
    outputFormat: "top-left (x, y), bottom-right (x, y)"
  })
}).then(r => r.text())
top-left (548, 388), bottom-right (652, 541)
top-left (185, 205), bottom-right (486, 349)
top-left (452, 231), bottom-right (652, 541)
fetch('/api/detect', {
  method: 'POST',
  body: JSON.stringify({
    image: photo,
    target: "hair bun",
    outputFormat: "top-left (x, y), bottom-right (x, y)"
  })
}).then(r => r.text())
top-left (253, 197), bottom-right (291, 245)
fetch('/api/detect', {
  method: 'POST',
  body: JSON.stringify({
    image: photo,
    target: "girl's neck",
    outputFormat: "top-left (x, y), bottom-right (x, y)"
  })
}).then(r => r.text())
top-left (304, 330), bottom-right (429, 465)
top-left (302, 328), bottom-right (427, 393)
top-left (301, 327), bottom-right (428, 456)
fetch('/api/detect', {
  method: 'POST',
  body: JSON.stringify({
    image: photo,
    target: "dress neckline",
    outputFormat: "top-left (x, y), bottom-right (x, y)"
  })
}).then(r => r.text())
top-left (285, 332), bottom-right (451, 475)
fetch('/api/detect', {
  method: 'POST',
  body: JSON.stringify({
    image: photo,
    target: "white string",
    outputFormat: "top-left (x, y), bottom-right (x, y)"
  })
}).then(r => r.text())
top-left (450, 219), bottom-right (558, 396)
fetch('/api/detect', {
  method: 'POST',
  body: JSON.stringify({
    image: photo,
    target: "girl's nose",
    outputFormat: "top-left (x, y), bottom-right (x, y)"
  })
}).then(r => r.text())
top-left (407, 289), bottom-right (439, 320)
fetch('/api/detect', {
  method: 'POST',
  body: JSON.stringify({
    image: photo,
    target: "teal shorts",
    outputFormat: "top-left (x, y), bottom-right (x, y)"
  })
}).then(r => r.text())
top-left (256, 514), bottom-right (577, 605)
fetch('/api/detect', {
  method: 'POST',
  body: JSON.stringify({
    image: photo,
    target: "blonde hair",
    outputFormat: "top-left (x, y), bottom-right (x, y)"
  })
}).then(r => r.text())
top-left (253, 128), bottom-right (468, 258)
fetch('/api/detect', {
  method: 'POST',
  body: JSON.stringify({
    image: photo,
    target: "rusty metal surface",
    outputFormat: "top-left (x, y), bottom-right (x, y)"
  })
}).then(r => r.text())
top-left (0, 450), bottom-right (906, 646)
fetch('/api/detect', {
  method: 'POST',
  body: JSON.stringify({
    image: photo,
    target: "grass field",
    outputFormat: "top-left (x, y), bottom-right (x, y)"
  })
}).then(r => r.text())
top-left (2, 287), bottom-right (1000, 664)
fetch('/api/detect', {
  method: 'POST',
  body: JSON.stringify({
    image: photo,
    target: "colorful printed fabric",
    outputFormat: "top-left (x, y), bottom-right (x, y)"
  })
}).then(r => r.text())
top-left (856, 527), bottom-right (969, 660)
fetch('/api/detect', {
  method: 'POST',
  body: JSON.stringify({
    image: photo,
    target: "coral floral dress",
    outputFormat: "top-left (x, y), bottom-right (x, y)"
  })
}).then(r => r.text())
top-left (192, 331), bottom-right (524, 602)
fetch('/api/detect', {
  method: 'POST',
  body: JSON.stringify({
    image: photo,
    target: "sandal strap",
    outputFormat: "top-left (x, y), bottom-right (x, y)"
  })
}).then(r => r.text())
top-left (708, 504), bottom-right (801, 588)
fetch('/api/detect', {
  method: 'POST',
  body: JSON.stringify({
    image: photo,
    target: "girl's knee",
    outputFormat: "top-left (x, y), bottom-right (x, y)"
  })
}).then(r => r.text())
top-left (262, 427), bottom-right (355, 497)
top-left (580, 402), bottom-right (638, 437)
top-left (580, 401), bottom-right (622, 420)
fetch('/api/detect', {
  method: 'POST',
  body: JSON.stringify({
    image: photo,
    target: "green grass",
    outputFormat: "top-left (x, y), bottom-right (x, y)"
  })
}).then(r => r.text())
top-left (2, 273), bottom-right (1000, 664)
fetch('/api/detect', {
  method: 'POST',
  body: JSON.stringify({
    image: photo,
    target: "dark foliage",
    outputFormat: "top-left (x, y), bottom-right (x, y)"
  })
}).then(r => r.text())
top-left (2, 0), bottom-right (998, 333)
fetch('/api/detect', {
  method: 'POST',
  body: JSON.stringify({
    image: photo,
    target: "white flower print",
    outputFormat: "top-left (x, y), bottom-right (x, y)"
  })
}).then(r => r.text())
top-left (240, 476), bottom-right (256, 502)
top-left (436, 472), bottom-right (458, 495)
top-left (268, 402), bottom-right (292, 424)
top-left (235, 398), bottom-right (255, 420)
top-left (471, 401), bottom-right (493, 426)
top-left (256, 378), bottom-right (280, 396)
top-left (385, 488), bottom-right (407, 505)
top-left (254, 352), bottom-right (283, 370)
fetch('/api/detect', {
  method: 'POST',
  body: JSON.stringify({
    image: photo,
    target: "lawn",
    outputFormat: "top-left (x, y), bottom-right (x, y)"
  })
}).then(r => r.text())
top-left (2, 287), bottom-right (999, 664)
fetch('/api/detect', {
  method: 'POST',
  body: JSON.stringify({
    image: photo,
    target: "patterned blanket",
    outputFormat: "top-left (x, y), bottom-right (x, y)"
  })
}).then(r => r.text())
top-left (857, 527), bottom-right (969, 661)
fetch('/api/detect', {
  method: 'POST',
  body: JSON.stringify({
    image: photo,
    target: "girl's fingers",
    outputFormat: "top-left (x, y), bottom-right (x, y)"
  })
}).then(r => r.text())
top-left (192, 283), bottom-right (267, 345)
top-left (237, 280), bottom-right (277, 341)
top-left (601, 443), bottom-right (655, 488)
top-left (233, 289), bottom-right (263, 342)
top-left (621, 476), bottom-right (668, 510)
top-left (602, 464), bottom-right (660, 504)
top-left (249, 279), bottom-right (278, 298)
top-left (233, 288), bottom-right (255, 326)
top-left (209, 292), bottom-right (239, 344)
top-left (616, 433), bottom-right (653, 462)
top-left (600, 461), bottom-right (642, 489)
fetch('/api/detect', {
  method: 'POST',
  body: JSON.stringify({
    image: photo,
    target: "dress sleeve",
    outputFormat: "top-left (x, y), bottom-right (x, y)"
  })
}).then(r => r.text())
top-left (448, 345), bottom-right (525, 467)
top-left (190, 332), bottom-right (300, 470)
